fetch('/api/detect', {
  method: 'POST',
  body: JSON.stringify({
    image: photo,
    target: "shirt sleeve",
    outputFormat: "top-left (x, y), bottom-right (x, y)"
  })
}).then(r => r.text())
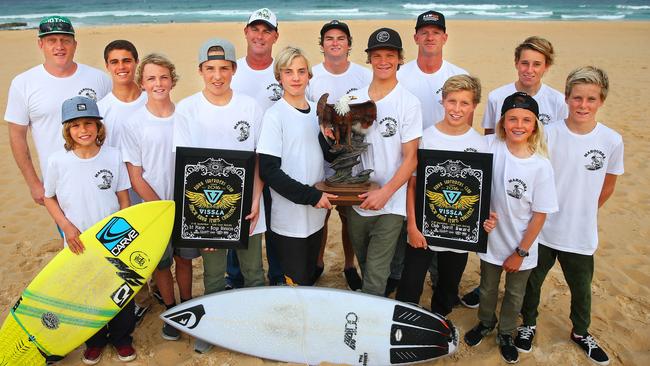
top-left (259, 153), bottom-right (322, 206)
top-left (172, 109), bottom-right (192, 152)
top-left (43, 156), bottom-right (58, 198)
top-left (252, 101), bottom-right (265, 148)
top-left (400, 98), bottom-right (423, 143)
top-left (115, 152), bottom-right (132, 192)
top-left (606, 136), bottom-right (625, 175)
top-left (481, 95), bottom-right (498, 130)
top-left (531, 160), bottom-right (559, 214)
top-left (256, 109), bottom-right (283, 158)
top-left (4, 77), bottom-right (29, 125)
top-left (120, 119), bottom-right (142, 166)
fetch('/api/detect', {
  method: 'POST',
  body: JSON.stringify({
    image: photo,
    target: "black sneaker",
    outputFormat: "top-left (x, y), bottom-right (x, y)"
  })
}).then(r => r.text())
top-left (161, 323), bottom-right (180, 341)
top-left (134, 303), bottom-right (150, 326)
top-left (344, 267), bottom-right (362, 291)
top-left (464, 322), bottom-right (494, 347)
top-left (460, 287), bottom-right (480, 309)
top-left (570, 332), bottom-right (610, 365)
top-left (514, 325), bottom-right (535, 353)
top-left (497, 333), bottom-right (519, 364)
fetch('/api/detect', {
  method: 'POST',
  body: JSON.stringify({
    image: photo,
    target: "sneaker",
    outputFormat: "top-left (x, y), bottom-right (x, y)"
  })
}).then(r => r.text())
top-left (134, 303), bottom-right (150, 326)
top-left (194, 338), bottom-right (213, 354)
top-left (570, 332), bottom-right (610, 365)
top-left (464, 322), bottom-right (495, 347)
top-left (115, 344), bottom-right (137, 362)
top-left (224, 283), bottom-right (234, 290)
top-left (81, 347), bottom-right (103, 365)
top-left (497, 333), bottom-right (519, 364)
top-left (161, 323), bottom-right (180, 341)
top-left (460, 287), bottom-right (480, 309)
top-left (384, 277), bottom-right (400, 297)
top-left (344, 267), bottom-right (362, 291)
top-left (514, 325), bottom-right (536, 353)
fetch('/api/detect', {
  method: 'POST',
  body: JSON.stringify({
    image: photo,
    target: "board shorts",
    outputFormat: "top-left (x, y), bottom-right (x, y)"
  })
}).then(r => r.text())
top-left (157, 242), bottom-right (200, 269)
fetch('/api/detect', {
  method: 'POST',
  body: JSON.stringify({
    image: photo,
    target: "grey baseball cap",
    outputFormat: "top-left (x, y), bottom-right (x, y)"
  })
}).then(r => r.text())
top-left (61, 96), bottom-right (102, 124)
top-left (198, 38), bottom-right (237, 66)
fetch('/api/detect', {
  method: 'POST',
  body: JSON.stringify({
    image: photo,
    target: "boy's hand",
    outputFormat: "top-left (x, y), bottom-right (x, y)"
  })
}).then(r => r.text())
top-left (407, 225), bottom-right (428, 249)
top-left (358, 187), bottom-right (391, 210)
top-left (315, 192), bottom-right (338, 210)
top-left (503, 253), bottom-right (524, 273)
top-left (483, 211), bottom-right (498, 233)
top-left (63, 223), bottom-right (84, 254)
top-left (246, 201), bottom-right (260, 235)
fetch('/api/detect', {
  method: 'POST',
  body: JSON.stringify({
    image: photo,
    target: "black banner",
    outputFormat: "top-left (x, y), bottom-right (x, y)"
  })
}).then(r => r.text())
top-left (172, 147), bottom-right (254, 249)
top-left (415, 150), bottom-right (492, 253)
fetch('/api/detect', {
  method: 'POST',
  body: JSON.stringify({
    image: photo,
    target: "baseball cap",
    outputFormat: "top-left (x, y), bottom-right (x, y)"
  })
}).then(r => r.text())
top-left (61, 96), bottom-right (102, 124)
top-left (501, 92), bottom-right (539, 118)
top-left (247, 8), bottom-right (278, 31)
top-left (415, 11), bottom-right (446, 32)
top-left (320, 20), bottom-right (351, 39)
top-left (365, 28), bottom-right (402, 52)
top-left (39, 15), bottom-right (75, 37)
top-left (198, 38), bottom-right (237, 65)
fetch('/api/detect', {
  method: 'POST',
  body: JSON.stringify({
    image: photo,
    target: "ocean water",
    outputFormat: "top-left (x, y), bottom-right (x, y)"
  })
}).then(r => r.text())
top-left (1, 0), bottom-right (649, 29)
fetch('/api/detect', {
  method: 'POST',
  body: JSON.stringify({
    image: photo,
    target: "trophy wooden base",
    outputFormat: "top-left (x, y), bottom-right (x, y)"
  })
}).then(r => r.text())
top-left (315, 181), bottom-right (380, 206)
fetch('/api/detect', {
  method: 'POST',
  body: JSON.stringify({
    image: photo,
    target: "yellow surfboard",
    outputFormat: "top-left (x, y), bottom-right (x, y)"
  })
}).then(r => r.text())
top-left (0, 200), bottom-right (174, 365)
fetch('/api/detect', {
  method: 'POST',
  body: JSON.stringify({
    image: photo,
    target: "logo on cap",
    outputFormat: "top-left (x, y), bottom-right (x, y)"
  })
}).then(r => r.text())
top-left (257, 8), bottom-right (271, 20)
top-left (77, 103), bottom-right (87, 111)
top-left (423, 13), bottom-right (439, 21)
top-left (377, 31), bottom-right (390, 43)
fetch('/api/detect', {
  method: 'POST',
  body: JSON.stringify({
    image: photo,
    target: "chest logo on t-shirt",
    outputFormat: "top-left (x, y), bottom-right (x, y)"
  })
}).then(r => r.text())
top-left (345, 87), bottom-right (359, 94)
top-left (266, 83), bottom-right (283, 101)
top-left (539, 113), bottom-right (551, 125)
top-left (233, 120), bottom-right (251, 142)
top-left (379, 117), bottom-right (398, 137)
top-left (584, 149), bottom-right (606, 171)
top-left (78, 88), bottom-right (98, 101)
top-left (95, 169), bottom-right (114, 190)
top-left (507, 178), bottom-right (527, 199)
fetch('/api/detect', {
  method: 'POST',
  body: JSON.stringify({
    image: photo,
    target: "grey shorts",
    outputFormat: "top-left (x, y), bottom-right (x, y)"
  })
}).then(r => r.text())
top-left (157, 242), bottom-right (201, 270)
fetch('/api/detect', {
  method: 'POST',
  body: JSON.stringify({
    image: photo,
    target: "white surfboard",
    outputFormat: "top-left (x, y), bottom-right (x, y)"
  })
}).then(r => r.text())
top-left (160, 287), bottom-right (458, 365)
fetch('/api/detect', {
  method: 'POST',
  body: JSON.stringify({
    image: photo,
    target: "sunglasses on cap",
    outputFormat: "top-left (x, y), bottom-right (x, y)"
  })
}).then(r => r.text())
top-left (39, 21), bottom-right (74, 37)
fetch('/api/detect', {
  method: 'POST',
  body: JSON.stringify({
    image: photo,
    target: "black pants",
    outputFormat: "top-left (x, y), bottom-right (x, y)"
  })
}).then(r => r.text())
top-left (396, 246), bottom-right (468, 316)
top-left (269, 228), bottom-right (323, 286)
top-left (86, 299), bottom-right (135, 348)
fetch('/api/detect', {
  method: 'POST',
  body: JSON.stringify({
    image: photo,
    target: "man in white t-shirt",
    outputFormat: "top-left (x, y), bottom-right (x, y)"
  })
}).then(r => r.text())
top-left (344, 28), bottom-right (422, 297)
top-left (5, 15), bottom-right (111, 207)
top-left (228, 8), bottom-right (284, 287)
top-left (306, 20), bottom-right (372, 290)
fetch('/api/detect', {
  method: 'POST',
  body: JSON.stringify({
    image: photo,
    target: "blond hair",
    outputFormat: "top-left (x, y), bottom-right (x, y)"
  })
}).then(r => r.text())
top-left (274, 46), bottom-right (312, 81)
top-left (442, 74), bottom-right (482, 104)
top-left (136, 53), bottom-right (179, 88)
top-left (62, 118), bottom-right (106, 151)
top-left (565, 66), bottom-right (609, 101)
top-left (514, 36), bottom-right (555, 66)
top-left (495, 112), bottom-right (548, 158)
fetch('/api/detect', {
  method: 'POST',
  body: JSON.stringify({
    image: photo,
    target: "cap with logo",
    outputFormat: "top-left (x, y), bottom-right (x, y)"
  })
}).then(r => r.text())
top-left (365, 28), bottom-right (402, 52)
top-left (198, 38), bottom-right (237, 65)
top-left (61, 96), bottom-right (102, 124)
top-left (247, 8), bottom-right (278, 31)
top-left (39, 15), bottom-right (75, 37)
top-left (501, 92), bottom-right (539, 118)
top-left (320, 20), bottom-right (351, 39)
top-left (415, 10), bottom-right (446, 32)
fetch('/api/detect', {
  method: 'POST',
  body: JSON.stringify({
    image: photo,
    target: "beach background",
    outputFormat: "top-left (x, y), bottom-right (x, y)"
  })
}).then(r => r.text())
top-left (1, 1), bottom-right (649, 365)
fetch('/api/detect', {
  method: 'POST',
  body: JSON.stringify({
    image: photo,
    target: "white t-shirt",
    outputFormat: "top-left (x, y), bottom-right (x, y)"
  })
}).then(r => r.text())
top-left (419, 126), bottom-right (489, 253)
top-left (481, 83), bottom-right (567, 129)
top-left (397, 60), bottom-right (467, 131)
top-left (256, 98), bottom-right (326, 237)
top-left (98, 92), bottom-right (147, 148)
top-left (231, 57), bottom-right (282, 111)
top-left (539, 121), bottom-right (624, 255)
top-left (120, 106), bottom-right (175, 201)
top-left (5, 64), bottom-right (112, 176)
top-left (479, 138), bottom-right (558, 271)
top-left (175, 92), bottom-right (267, 235)
top-left (348, 84), bottom-right (423, 217)
top-left (306, 62), bottom-right (372, 103)
top-left (43, 146), bottom-right (130, 233)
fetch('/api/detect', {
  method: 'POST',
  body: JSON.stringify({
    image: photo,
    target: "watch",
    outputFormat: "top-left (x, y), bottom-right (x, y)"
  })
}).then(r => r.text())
top-left (515, 247), bottom-right (529, 257)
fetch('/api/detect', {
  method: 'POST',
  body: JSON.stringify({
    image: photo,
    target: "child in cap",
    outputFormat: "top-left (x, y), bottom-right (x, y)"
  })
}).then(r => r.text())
top-left (517, 67), bottom-right (622, 366)
top-left (396, 75), bottom-right (496, 315)
top-left (464, 92), bottom-right (558, 364)
top-left (122, 53), bottom-right (199, 345)
top-left (43, 96), bottom-right (135, 364)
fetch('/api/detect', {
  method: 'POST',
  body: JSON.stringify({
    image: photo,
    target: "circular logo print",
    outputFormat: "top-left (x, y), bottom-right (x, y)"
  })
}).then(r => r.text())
top-left (41, 312), bottom-right (59, 330)
top-left (376, 31), bottom-right (390, 43)
top-left (129, 251), bottom-right (150, 270)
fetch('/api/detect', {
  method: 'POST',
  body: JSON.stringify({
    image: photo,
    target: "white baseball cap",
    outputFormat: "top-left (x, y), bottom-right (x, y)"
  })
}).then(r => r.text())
top-left (247, 8), bottom-right (278, 30)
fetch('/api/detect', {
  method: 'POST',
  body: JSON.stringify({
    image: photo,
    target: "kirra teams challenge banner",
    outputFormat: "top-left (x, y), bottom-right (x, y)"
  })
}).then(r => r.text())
top-left (415, 150), bottom-right (492, 253)
top-left (173, 147), bottom-right (255, 249)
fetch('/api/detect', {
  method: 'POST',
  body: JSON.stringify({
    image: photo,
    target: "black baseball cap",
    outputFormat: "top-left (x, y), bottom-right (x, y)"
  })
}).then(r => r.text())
top-left (415, 11), bottom-right (446, 32)
top-left (365, 28), bottom-right (402, 52)
top-left (320, 20), bottom-right (351, 39)
top-left (501, 92), bottom-right (539, 118)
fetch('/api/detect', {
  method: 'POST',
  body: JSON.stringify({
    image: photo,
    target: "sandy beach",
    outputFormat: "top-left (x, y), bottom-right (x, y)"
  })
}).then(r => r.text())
top-left (1, 19), bottom-right (649, 365)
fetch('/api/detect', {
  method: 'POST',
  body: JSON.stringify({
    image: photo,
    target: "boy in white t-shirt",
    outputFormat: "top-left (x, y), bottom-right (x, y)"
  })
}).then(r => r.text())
top-left (43, 96), bottom-right (134, 364)
top-left (396, 75), bottom-right (496, 315)
top-left (517, 67), bottom-right (623, 366)
top-left (342, 28), bottom-right (422, 297)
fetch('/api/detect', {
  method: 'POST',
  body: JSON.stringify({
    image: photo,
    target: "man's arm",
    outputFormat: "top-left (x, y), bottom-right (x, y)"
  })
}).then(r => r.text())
top-left (8, 123), bottom-right (44, 205)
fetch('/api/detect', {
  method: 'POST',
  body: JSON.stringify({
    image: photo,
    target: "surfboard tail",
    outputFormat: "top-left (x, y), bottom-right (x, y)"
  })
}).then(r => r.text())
top-left (0, 313), bottom-right (46, 366)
